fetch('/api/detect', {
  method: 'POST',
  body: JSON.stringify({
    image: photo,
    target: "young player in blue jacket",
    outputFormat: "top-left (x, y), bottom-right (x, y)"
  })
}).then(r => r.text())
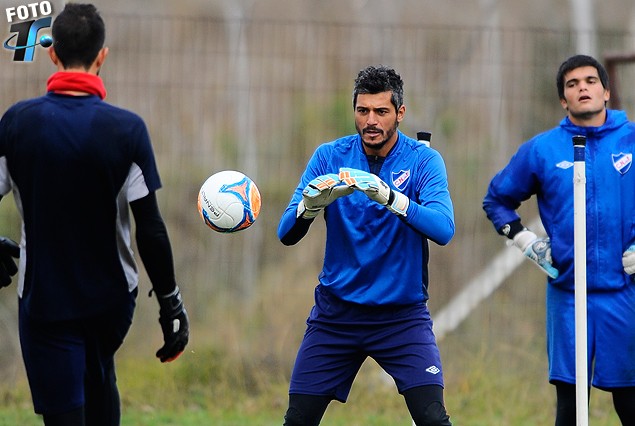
top-left (483, 54), bottom-right (635, 425)
top-left (0, 4), bottom-right (189, 425)
top-left (278, 65), bottom-right (455, 425)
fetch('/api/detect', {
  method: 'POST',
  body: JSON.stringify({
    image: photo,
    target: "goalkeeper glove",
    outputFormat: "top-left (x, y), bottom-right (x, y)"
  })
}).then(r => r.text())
top-left (155, 286), bottom-right (189, 362)
top-left (0, 237), bottom-right (19, 288)
top-left (622, 245), bottom-right (635, 275)
top-left (338, 167), bottom-right (409, 216)
top-left (297, 173), bottom-right (353, 219)
top-left (512, 230), bottom-right (559, 279)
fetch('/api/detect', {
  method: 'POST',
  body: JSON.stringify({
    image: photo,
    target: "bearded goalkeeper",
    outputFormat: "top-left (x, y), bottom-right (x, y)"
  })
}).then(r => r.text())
top-left (278, 65), bottom-right (455, 426)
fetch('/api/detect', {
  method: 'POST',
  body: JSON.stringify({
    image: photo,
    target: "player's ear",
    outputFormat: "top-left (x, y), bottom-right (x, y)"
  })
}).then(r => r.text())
top-left (397, 104), bottom-right (406, 123)
top-left (48, 46), bottom-right (59, 66)
top-left (93, 47), bottom-right (108, 73)
top-left (559, 97), bottom-right (569, 111)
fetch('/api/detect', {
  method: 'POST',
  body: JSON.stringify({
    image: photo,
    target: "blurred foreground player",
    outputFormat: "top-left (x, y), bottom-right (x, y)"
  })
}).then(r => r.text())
top-left (278, 65), bottom-right (454, 425)
top-left (0, 4), bottom-right (189, 425)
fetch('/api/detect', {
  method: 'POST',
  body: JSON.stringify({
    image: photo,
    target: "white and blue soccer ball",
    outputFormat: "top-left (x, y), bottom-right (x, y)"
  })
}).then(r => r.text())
top-left (197, 170), bottom-right (261, 233)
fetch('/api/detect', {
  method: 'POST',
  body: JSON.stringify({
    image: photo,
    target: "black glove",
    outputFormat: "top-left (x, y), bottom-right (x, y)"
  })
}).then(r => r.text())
top-left (0, 237), bottom-right (19, 288)
top-left (155, 286), bottom-right (189, 362)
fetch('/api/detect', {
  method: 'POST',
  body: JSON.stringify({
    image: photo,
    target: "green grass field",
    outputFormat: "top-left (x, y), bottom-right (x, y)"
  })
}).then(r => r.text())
top-left (0, 272), bottom-right (623, 426)
top-left (0, 344), bottom-right (623, 426)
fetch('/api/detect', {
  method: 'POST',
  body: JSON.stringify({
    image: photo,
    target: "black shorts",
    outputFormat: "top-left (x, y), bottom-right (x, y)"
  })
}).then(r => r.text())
top-left (18, 291), bottom-right (136, 415)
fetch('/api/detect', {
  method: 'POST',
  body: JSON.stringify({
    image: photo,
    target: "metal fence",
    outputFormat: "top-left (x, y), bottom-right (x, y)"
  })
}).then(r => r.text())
top-left (1, 14), bottom-right (635, 391)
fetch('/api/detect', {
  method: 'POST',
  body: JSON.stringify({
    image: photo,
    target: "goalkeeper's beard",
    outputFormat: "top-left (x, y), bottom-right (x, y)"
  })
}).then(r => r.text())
top-left (357, 119), bottom-right (399, 152)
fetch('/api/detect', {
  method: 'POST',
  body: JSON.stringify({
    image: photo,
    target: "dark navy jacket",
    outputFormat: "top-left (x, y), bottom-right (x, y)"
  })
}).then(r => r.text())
top-left (0, 92), bottom-right (161, 320)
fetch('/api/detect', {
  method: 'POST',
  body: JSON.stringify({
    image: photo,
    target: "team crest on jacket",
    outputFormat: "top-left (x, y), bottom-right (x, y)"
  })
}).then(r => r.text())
top-left (612, 152), bottom-right (632, 175)
top-left (391, 169), bottom-right (411, 190)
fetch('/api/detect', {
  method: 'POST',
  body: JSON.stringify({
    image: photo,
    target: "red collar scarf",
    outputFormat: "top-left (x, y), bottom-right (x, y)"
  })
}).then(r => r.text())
top-left (46, 72), bottom-right (107, 100)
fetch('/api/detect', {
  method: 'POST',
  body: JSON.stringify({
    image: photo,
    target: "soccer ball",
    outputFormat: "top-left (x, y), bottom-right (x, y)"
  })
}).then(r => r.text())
top-left (197, 170), bottom-right (262, 233)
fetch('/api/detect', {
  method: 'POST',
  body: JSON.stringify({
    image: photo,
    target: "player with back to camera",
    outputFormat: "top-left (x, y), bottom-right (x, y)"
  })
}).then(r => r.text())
top-left (483, 54), bottom-right (635, 425)
top-left (278, 65), bottom-right (455, 425)
top-left (0, 3), bottom-right (189, 425)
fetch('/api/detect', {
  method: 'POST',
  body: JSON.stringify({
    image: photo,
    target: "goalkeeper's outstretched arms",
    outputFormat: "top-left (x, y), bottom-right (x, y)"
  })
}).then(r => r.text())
top-left (278, 173), bottom-right (353, 246)
top-left (130, 192), bottom-right (189, 363)
top-left (338, 160), bottom-right (455, 246)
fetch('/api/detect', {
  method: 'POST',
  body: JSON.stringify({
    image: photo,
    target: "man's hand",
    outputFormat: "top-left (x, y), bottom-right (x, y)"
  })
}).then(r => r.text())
top-left (622, 245), bottom-right (635, 275)
top-left (297, 173), bottom-right (353, 219)
top-left (338, 168), bottom-right (409, 216)
top-left (156, 286), bottom-right (189, 362)
top-left (0, 237), bottom-right (19, 288)
top-left (512, 230), bottom-right (559, 279)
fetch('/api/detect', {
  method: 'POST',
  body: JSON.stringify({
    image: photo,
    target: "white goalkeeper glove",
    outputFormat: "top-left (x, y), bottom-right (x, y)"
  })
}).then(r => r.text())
top-left (622, 244), bottom-right (635, 275)
top-left (512, 230), bottom-right (559, 279)
top-left (297, 173), bottom-right (354, 219)
top-left (338, 167), bottom-right (409, 216)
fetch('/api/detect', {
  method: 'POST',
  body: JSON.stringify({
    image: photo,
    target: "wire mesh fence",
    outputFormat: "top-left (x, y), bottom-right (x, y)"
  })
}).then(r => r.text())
top-left (1, 14), bottom-right (635, 415)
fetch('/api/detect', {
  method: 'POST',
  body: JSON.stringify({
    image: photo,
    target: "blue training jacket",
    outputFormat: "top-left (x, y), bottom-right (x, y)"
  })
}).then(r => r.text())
top-left (278, 131), bottom-right (455, 305)
top-left (483, 109), bottom-right (635, 292)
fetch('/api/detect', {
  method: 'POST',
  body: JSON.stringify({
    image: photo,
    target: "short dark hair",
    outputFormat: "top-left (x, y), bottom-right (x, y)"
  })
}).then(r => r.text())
top-left (52, 3), bottom-right (105, 69)
top-left (556, 54), bottom-right (609, 100)
top-left (352, 65), bottom-right (404, 112)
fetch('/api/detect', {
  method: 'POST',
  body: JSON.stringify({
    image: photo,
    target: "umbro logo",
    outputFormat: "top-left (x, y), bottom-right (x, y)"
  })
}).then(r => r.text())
top-left (426, 365), bottom-right (440, 375)
top-left (556, 161), bottom-right (573, 169)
